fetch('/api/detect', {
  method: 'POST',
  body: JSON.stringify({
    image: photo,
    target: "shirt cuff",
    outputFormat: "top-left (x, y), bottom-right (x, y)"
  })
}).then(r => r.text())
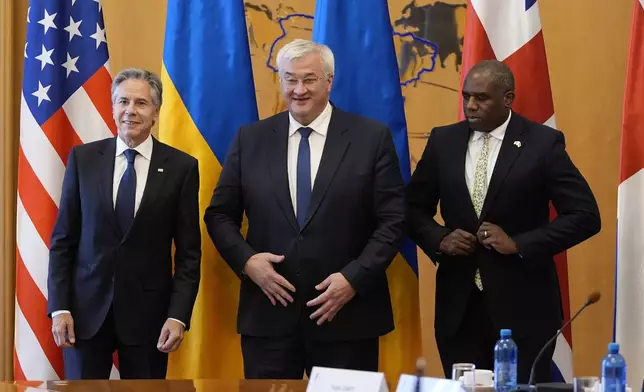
top-left (168, 318), bottom-right (185, 328)
top-left (52, 310), bottom-right (71, 317)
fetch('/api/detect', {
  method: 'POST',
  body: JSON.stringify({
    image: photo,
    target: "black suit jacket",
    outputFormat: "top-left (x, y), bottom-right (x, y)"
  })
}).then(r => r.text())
top-left (204, 107), bottom-right (406, 341)
top-left (407, 112), bottom-right (600, 338)
top-left (47, 137), bottom-right (201, 345)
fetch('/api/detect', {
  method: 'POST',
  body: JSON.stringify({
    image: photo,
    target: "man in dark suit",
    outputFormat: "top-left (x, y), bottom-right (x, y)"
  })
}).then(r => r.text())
top-left (204, 39), bottom-right (406, 379)
top-left (48, 68), bottom-right (201, 379)
top-left (407, 60), bottom-right (601, 383)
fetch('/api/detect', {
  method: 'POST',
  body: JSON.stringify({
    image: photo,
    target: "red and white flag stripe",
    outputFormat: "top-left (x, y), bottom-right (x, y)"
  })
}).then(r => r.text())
top-left (616, 0), bottom-right (644, 388)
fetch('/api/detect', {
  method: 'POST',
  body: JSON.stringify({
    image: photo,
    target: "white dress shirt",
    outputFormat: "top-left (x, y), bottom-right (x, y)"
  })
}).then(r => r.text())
top-left (287, 101), bottom-right (333, 216)
top-left (112, 133), bottom-right (153, 212)
top-left (53, 134), bottom-right (185, 327)
top-left (465, 111), bottom-right (512, 199)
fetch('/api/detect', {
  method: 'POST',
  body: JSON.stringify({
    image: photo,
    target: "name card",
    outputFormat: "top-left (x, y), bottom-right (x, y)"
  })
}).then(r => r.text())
top-left (395, 374), bottom-right (468, 392)
top-left (307, 366), bottom-right (388, 392)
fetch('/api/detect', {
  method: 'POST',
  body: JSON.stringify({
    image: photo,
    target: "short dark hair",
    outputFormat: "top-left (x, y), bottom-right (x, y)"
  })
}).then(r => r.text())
top-left (111, 68), bottom-right (163, 108)
top-left (467, 60), bottom-right (515, 92)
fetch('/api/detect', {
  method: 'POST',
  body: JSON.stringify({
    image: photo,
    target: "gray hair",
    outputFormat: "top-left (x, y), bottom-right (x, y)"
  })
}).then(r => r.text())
top-left (111, 68), bottom-right (163, 108)
top-left (467, 60), bottom-right (515, 92)
top-left (276, 39), bottom-right (335, 78)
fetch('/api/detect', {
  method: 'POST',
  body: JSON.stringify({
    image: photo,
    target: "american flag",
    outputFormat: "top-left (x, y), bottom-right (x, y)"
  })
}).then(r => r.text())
top-left (15, 0), bottom-right (118, 380)
top-left (460, 0), bottom-right (573, 382)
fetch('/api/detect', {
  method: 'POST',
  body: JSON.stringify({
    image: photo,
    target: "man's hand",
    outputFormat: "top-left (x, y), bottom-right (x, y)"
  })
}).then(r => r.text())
top-left (244, 252), bottom-right (296, 307)
top-left (157, 319), bottom-right (185, 353)
top-left (306, 273), bottom-right (356, 326)
top-left (52, 313), bottom-right (75, 348)
top-left (439, 229), bottom-right (477, 256)
top-left (477, 222), bottom-right (518, 255)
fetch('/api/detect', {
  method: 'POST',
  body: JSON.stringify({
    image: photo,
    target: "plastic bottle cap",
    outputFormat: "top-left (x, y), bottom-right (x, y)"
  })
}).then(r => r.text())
top-left (608, 342), bottom-right (619, 353)
top-left (500, 329), bottom-right (512, 338)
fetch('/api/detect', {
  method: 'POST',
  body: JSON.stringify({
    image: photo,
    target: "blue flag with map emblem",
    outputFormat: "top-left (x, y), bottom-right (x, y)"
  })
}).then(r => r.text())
top-left (313, 0), bottom-right (422, 382)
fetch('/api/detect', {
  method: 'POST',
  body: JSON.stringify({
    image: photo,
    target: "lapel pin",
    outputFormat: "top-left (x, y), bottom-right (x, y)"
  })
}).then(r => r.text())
top-left (157, 168), bottom-right (164, 172)
top-left (513, 141), bottom-right (522, 148)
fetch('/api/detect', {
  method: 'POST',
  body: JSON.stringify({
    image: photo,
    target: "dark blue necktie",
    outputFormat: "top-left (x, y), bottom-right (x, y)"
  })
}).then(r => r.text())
top-left (297, 127), bottom-right (313, 228)
top-left (115, 149), bottom-right (138, 235)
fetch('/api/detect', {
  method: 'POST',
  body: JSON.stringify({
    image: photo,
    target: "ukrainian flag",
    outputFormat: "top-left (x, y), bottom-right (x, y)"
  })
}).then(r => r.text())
top-left (312, 0), bottom-right (422, 382)
top-left (159, 0), bottom-right (257, 379)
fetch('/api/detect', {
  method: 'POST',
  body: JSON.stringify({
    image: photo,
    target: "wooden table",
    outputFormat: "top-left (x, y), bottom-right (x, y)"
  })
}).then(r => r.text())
top-left (1, 380), bottom-right (309, 392)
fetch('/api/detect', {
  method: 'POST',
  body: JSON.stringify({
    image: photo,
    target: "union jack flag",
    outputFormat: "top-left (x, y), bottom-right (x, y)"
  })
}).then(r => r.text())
top-left (15, 0), bottom-right (118, 380)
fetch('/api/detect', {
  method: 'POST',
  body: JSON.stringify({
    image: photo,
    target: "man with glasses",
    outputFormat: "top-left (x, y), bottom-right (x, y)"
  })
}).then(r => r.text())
top-left (204, 39), bottom-right (405, 379)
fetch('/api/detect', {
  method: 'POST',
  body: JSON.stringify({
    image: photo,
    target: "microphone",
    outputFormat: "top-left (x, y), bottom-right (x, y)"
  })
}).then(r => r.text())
top-left (524, 291), bottom-right (601, 390)
top-left (414, 358), bottom-right (426, 392)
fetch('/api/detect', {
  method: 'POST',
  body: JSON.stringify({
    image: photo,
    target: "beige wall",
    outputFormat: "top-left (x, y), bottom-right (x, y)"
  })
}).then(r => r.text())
top-left (103, 1), bottom-right (167, 82)
top-left (1, 0), bottom-right (631, 380)
top-left (540, 0), bottom-right (629, 378)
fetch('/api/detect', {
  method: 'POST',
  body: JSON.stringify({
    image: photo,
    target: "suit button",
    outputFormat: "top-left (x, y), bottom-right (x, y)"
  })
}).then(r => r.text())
top-left (296, 271), bottom-right (300, 276)
top-left (298, 235), bottom-right (304, 241)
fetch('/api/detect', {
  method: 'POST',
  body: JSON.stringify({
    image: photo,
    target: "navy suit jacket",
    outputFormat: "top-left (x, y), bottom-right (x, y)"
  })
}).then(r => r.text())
top-left (407, 112), bottom-right (601, 338)
top-left (47, 136), bottom-right (201, 345)
top-left (204, 107), bottom-right (406, 341)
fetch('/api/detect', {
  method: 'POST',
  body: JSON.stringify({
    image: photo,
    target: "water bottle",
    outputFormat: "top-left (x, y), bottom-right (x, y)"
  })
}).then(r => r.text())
top-left (601, 342), bottom-right (627, 392)
top-left (494, 328), bottom-right (518, 391)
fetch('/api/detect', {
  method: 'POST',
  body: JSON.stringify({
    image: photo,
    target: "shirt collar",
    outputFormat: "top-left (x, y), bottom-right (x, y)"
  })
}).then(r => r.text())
top-left (288, 101), bottom-right (332, 137)
top-left (471, 110), bottom-right (512, 142)
top-left (115, 133), bottom-right (153, 161)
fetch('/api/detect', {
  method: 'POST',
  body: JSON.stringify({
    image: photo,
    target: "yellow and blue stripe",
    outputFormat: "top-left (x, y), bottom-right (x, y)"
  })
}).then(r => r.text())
top-left (159, 0), bottom-right (257, 379)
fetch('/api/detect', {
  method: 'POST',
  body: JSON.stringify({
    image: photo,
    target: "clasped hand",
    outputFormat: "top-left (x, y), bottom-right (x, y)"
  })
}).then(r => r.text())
top-left (243, 252), bottom-right (295, 306)
top-left (306, 272), bottom-right (355, 326)
top-left (244, 254), bottom-right (355, 325)
top-left (439, 222), bottom-right (518, 256)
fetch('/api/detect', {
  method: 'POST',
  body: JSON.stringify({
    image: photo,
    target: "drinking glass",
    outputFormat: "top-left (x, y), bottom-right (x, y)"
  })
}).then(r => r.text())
top-left (452, 363), bottom-right (476, 391)
top-left (573, 376), bottom-right (600, 392)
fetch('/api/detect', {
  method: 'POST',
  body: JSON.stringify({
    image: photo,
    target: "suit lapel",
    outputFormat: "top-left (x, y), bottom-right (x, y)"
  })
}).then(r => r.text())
top-left (269, 113), bottom-right (299, 233)
top-left (123, 137), bottom-right (168, 241)
top-left (96, 138), bottom-right (120, 237)
top-left (301, 109), bottom-right (350, 230)
top-left (479, 114), bottom-right (526, 221)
